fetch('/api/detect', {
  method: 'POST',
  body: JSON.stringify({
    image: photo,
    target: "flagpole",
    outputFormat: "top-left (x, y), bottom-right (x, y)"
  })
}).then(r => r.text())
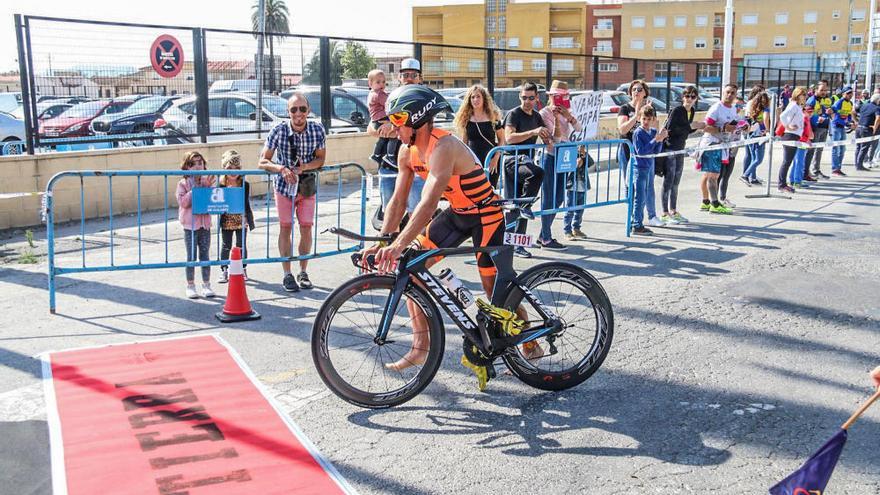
top-left (841, 388), bottom-right (880, 430)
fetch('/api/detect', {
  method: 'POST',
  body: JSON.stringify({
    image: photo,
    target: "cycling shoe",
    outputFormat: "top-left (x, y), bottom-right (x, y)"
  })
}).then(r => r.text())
top-left (461, 355), bottom-right (490, 392)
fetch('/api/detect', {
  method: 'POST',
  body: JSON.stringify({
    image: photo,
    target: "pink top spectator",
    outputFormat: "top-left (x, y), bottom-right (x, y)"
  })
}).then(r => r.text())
top-left (368, 89), bottom-right (388, 122)
top-left (176, 176), bottom-right (216, 230)
top-left (539, 107), bottom-right (580, 154)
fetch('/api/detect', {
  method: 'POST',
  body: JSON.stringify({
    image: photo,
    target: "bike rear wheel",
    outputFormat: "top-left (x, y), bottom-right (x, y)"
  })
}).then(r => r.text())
top-left (311, 274), bottom-right (445, 409)
top-left (501, 262), bottom-right (613, 391)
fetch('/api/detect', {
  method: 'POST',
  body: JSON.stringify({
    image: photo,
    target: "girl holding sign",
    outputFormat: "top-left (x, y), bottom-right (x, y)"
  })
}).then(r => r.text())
top-left (217, 150), bottom-right (255, 284)
top-left (177, 151), bottom-right (217, 299)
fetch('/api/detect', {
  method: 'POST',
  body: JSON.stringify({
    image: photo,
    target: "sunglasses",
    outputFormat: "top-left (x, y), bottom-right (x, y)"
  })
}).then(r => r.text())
top-left (288, 106), bottom-right (308, 114)
top-left (400, 72), bottom-right (419, 80)
top-left (388, 111), bottom-right (409, 127)
top-left (520, 95), bottom-right (536, 101)
top-left (683, 94), bottom-right (697, 99)
top-left (632, 87), bottom-right (644, 93)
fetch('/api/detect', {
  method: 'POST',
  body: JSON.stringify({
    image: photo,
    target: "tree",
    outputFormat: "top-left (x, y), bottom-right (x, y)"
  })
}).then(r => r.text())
top-left (251, 0), bottom-right (290, 92)
top-left (302, 41), bottom-right (343, 86)
top-left (340, 42), bottom-right (375, 80)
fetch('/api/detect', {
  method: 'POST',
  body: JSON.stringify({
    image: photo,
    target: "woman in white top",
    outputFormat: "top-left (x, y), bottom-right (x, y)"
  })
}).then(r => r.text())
top-left (776, 87), bottom-right (807, 193)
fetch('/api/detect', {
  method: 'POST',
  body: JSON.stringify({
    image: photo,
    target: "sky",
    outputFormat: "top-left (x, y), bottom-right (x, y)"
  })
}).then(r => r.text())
top-left (0, 0), bottom-right (479, 73)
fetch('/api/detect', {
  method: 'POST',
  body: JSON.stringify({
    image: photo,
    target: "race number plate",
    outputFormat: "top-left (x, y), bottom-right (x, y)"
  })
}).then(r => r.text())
top-left (504, 232), bottom-right (533, 247)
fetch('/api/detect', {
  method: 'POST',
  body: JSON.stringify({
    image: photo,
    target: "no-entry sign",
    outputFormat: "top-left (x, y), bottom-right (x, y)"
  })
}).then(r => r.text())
top-left (150, 34), bottom-right (184, 78)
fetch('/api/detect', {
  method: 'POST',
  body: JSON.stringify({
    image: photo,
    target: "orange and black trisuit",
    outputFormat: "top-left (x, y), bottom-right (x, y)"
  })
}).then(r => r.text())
top-left (410, 128), bottom-right (505, 277)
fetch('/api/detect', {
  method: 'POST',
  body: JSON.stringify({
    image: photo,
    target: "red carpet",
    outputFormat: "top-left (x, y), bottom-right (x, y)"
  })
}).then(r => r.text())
top-left (42, 335), bottom-right (356, 495)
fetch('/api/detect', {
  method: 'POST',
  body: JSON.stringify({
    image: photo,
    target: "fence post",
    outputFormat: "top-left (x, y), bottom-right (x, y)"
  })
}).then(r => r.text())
top-left (632, 59), bottom-right (638, 81)
top-left (592, 56), bottom-right (599, 91)
top-left (319, 37), bottom-right (332, 132)
top-left (695, 62), bottom-right (701, 91)
top-left (487, 48), bottom-right (495, 97)
top-left (761, 67), bottom-right (766, 88)
top-left (14, 15), bottom-right (34, 155)
top-left (23, 16), bottom-right (40, 152)
top-left (806, 70), bottom-right (812, 91)
top-left (777, 69), bottom-right (782, 94)
top-left (413, 42), bottom-right (422, 64)
top-left (192, 28), bottom-right (210, 144)
top-left (740, 64), bottom-right (746, 98)
top-left (545, 53), bottom-right (553, 89)
top-left (665, 61), bottom-right (672, 110)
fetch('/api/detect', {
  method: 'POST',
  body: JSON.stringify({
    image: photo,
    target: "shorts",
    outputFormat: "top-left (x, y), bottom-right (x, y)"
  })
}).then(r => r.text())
top-left (701, 150), bottom-right (723, 174)
top-left (275, 191), bottom-right (316, 228)
top-left (414, 205), bottom-right (504, 277)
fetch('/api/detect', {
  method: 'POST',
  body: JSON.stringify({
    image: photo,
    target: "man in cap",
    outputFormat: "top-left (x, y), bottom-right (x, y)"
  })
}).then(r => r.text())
top-left (830, 86), bottom-right (855, 176)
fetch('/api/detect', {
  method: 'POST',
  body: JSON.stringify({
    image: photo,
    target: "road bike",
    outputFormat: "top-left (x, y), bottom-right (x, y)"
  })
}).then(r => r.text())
top-left (311, 201), bottom-right (614, 409)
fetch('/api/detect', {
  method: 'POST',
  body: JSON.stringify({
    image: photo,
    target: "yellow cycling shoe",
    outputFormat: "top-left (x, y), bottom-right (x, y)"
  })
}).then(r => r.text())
top-left (476, 299), bottom-right (526, 336)
top-left (461, 355), bottom-right (489, 392)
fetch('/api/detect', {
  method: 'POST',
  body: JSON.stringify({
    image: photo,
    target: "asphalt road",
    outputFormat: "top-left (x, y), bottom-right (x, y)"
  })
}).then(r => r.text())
top-left (1, 143), bottom-right (879, 494)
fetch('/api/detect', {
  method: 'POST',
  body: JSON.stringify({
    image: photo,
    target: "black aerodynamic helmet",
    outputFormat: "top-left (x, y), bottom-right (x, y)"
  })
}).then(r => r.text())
top-left (385, 84), bottom-right (451, 129)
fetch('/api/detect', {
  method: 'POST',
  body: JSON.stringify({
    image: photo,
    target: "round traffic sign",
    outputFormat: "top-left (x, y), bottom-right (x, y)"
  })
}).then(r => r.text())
top-left (150, 34), bottom-right (184, 78)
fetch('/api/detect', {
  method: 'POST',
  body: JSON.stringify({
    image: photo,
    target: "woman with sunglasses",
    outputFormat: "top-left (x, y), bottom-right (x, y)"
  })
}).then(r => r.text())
top-left (453, 85), bottom-right (506, 187)
top-left (661, 86), bottom-right (705, 224)
top-left (740, 87), bottom-right (772, 186)
top-left (617, 79), bottom-right (652, 185)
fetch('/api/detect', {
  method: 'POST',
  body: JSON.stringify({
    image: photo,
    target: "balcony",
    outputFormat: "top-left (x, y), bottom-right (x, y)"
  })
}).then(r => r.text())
top-left (592, 46), bottom-right (613, 56)
top-left (593, 27), bottom-right (614, 39)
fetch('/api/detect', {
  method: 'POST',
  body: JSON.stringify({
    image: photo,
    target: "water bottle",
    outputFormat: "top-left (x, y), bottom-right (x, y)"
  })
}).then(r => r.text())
top-left (437, 268), bottom-right (475, 308)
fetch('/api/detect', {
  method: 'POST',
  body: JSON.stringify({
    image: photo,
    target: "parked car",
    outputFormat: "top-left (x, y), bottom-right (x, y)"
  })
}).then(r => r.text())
top-left (11, 102), bottom-right (73, 122)
top-left (281, 86), bottom-right (368, 133)
top-left (163, 93), bottom-right (305, 141)
top-left (0, 110), bottom-right (25, 154)
top-left (615, 82), bottom-right (714, 111)
top-left (0, 92), bottom-right (22, 114)
top-left (210, 79), bottom-right (260, 94)
top-left (40, 96), bottom-right (141, 138)
top-left (90, 95), bottom-right (179, 135)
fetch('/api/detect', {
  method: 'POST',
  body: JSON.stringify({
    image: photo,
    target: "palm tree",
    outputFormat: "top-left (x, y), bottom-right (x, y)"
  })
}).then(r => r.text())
top-left (251, 0), bottom-right (290, 92)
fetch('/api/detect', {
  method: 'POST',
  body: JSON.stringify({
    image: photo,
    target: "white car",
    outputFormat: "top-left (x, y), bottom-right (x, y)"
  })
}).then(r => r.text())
top-left (0, 110), bottom-right (25, 155)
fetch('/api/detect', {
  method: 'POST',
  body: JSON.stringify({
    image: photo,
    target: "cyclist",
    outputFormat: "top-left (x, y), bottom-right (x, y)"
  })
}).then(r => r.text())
top-left (362, 85), bottom-right (541, 388)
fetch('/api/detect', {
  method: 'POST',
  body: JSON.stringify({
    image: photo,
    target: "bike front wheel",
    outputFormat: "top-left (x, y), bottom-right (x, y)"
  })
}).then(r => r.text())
top-left (501, 262), bottom-right (614, 391)
top-left (311, 274), bottom-right (445, 409)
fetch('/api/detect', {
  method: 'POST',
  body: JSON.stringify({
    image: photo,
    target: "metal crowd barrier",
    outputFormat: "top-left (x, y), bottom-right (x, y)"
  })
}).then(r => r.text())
top-left (45, 163), bottom-right (368, 312)
top-left (484, 139), bottom-right (636, 237)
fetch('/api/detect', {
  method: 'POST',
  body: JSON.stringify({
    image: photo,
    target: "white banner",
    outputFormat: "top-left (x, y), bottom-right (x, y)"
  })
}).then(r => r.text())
top-left (569, 91), bottom-right (604, 141)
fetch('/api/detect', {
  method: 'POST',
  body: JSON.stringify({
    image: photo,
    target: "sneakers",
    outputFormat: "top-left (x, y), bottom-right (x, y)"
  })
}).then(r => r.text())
top-left (778, 185), bottom-right (795, 194)
top-left (571, 228), bottom-right (587, 239)
top-left (513, 246), bottom-right (532, 258)
top-left (564, 231), bottom-right (577, 241)
top-left (804, 175), bottom-right (818, 182)
top-left (709, 204), bottom-right (733, 214)
top-left (700, 202), bottom-right (711, 211)
top-left (721, 199), bottom-right (736, 208)
top-left (461, 355), bottom-right (490, 392)
top-left (519, 206), bottom-right (535, 220)
top-left (185, 285), bottom-right (198, 299)
top-left (218, 269), bottom-right (229, 284)
top-left (739, 176), bottom-right (752, 186)
top-left (832, 169), bottom-right (846, 176)
top-left (749, 178), bottom-right (763, 186)
top-left (792, 183), bottom-right (802, 189)
top-left (631, 226), bottom-right (654, 236)
top-left (201, 283), bottom-right (216, 298)
top-left (672, 212), bottom-right (689, 224)
top-left (297, 272), bottom-right (313, 289)
top-left (282, 273), bottom-right (300, 292)
top-left (538, 239), bottom-right (567, 251)
top-left (816, 172), bottom-right (830, 179)
top-left (660, 214), bottom-right (679, 225)
top-left (647, 216), bottom-right (665, 227)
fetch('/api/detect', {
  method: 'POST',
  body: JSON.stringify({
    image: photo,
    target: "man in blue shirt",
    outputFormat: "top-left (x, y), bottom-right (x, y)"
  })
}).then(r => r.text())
top-left (854, 93), bottom-right (880, 171)
top-left (830, 87), bottom-right (855, 176)
top-left (804, 80), bottom-right (833, 179)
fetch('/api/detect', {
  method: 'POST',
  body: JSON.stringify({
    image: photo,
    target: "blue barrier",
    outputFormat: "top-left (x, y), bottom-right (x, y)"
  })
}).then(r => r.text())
top-left (484, 139), bottom-right (636, 237)
top-left (45, 163), bottom-right (368, 313)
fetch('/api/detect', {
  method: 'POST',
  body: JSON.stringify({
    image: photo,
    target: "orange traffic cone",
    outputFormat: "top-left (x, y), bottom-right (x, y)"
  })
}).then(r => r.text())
top-left (216, 247), bottom-right (261, 323)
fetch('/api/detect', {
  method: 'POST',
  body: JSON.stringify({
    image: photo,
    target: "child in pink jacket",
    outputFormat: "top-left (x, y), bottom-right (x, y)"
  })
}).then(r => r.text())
top-left (177, 151), bottom-right (217, 299)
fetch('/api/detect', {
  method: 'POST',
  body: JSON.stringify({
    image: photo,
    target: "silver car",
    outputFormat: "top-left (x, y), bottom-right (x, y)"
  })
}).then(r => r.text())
top-left (0, 111), bottom-right (25, 155)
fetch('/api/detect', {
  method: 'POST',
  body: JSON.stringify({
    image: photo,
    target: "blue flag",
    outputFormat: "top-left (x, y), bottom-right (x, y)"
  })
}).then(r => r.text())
top-left (769, 429), bottom-right (847, 495)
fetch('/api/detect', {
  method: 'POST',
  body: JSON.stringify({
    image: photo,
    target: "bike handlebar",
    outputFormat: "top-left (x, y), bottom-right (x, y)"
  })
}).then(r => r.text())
top-left (326, 227), bottom-right (394, 243)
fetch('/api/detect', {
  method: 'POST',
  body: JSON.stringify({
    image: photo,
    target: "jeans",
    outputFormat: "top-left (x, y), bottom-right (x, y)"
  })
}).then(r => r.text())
top-left (631, 165), bottom-right (654, 228)
top-left (504, 156), bottom-right (544, 234)
top-left (184, 228), bottom-right (211, 282)
top-left (854, 127), bottom-right (876, 169)
top-left (539, 153), bottom-right (566, 242)
top-left (719, 152), bottom-right (736, 200)
top-left (661, 154), bottom-right (685, 212)
top-left (564, 190), bottom-right (585, 233)
top-left (220, 228), bottom-right (247, 269)
top-left (808, 127), bottom-right (828, 175)
top-left (777, 133), bottom-right (800, 187)
top-left (379, 165), bottom-right (423, 212)
top-left (790, 148), bottom-right (807, 184)
top-left (617, 143), bottom-right (630, 187)
top-left (831, 125), bottom-right (847, 171)
top-left (742, 142), bottom-right (765, 181)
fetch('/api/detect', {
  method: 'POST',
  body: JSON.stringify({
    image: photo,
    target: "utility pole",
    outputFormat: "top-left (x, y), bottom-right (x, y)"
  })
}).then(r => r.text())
top-left (846, 0), bottom-right (854, 87)
top-left (255, 0), bottom-right (266, 135)
top-left (867, 0), bottom-right (877, 91)
top-left (721, 0), bottom-right (734, 85)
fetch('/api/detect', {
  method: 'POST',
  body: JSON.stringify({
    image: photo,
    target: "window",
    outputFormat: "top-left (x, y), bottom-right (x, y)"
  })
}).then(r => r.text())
top-left (443, 60), bottom-right (459, 72)
top-left (654, 16), bottom-right (666, 28)
top-left (674, 15), bottom-right (686, 27)
top-left (831, 34), bottom-right (840, 42)
top-left (487, 17), bottom-right (496, 33)
top-left (852, 10), bottom-right (866, 21)
top-left (532, 37), bottom-right (543, 48)
top-left (487, 37), bottom-right (495, 48)
top-left (552, 58), bottom-right (575, 73)
top-left (468, 59), bottom-right (483, 72)
top-left (226, 98), bottom-right (255, 119)
top-left (551, 37), bottom-right (575, 49)
top-left (803, 35), bottom-right (816, 47)
top-left (498, 0), bottom-right (506, 13)
top-left (208, 98), bottom-right (225, 118)
top-left (597, 18), bottom-right (613, 29)
top-left (741, 36), bottom-right (758, 48)
top-left (742, 14), bottom-right (758, 25)
top-left (714, 14), bottom-right (723, 27)
top-left (774, 36), bottom-right (787, 47)
top-left (775, 12), bottom-right (788, 25)
top-left (713, 37), bottom-right (721, 49)
top-left (695, 15), bottom-right (708, 27)
top-left (832, 11), bottom-right (840, 19)
top-left (596, 40), bottom-right (613, 53)
top-left (507, 59), bottom-right (523, 72)
top-left (630, 39), bottom-right (645, 50)
top-left (804, 11), bottom-right (817, 24)
top-left (694, 38), bottom-right (707, 49)
top-left (653, 38), bottom-right (666, 49)
top-left (632, 16), bottom-right (646, 28)
top-left (487, 0), bottom-right (496, 13)
top-left (700, 64), bottom-right (722, 79)
top-left (532, 59), bottom-right (546, 72)
top-left (655, 62), bottom-right (685, 81)
top-left (332, 96), bottom-right (357, 122)
top-left (498, 39), bottom-right (506, 48)
top-left (851, 35), bottom-right (864, 45)
top-left (673, 38), bottom-right (686, 49)
top-left (499, 16), bottom-right (506, 32)
top-left (507, 37), bottom-right (519, 48)
top-left (425, 61), bottom-right (443, 73)
top-left (597, 62), bottom-right (619, 72)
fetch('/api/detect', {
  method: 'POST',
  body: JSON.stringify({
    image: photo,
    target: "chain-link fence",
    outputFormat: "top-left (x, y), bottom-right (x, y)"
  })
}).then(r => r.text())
top-left (12, 14), bottom-right (845, 154)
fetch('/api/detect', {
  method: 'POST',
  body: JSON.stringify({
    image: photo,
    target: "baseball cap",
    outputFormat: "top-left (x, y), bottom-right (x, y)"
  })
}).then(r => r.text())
top-left (401, 58), bottom-right (421, 73)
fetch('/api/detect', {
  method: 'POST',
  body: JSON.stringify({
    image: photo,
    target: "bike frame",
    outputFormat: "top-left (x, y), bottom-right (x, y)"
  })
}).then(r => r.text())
top-left (374, 245), bottom-right (562, 355)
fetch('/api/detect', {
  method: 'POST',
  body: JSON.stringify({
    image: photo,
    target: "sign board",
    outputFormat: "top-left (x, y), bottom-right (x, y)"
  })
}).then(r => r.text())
top-left (192, 187), bottom-right (244, 215)
top-left (555, 144), bottom-right (579, 173)
top-left (150, 34), bottom-right (184, 78)
top-left (569, 91), bottom-right (604, 142)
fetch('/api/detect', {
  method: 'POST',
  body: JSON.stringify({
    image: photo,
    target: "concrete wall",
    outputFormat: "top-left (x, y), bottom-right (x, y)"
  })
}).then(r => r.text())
top-left (0, 113), bottom-right (692, 230)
